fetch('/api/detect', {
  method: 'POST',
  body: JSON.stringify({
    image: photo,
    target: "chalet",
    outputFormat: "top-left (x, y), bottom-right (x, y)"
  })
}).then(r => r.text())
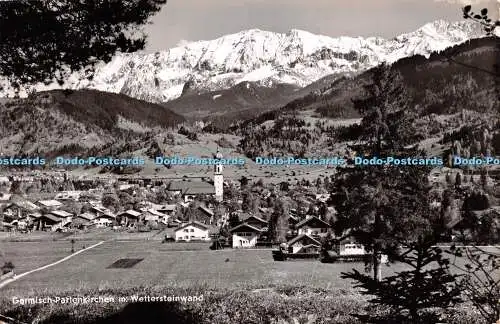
top-left (78, 212), bottom-right (96, 222)
top-left (48, 210), bottom-right (73, 223)
top-left (339, 243), bottom-right (366, 255)
top-left (230, 223), bottom-right (264, 248)
top-left (286, 234), bottom-right (321, 254)
top-left (142, 208), bottom-right (169, 223)
top-left (94, 214), bottom-right (115, 228)
top-left (36, 214), bottom-right (66, 231)
top-left (3, 200), bottom-right (40, 220)
top-left (117, 210), bottom-right (142, 227)
top-left (37, 199), bottom-right (63, 210)
top-left (167, 181), bottom-right (216, 203)
top-left (330, 235), bottom-right (371, 256)
top-left (72, 218), bottom-right (91, 229)
top-left (239, 214), bottom-right (268, 230)
top-left (295, 216), bottom-right (330, 237)
top-left (87, 205), bottom-right (114, 219)
top-left (158, 204), bottom-right (177, 216)
top-left (174, 221), bottom-right (210, 241)
top-left (72, 212), bottom-right (95, 229)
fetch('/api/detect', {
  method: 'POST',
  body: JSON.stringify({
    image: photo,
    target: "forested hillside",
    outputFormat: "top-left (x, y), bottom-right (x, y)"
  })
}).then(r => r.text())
top-left (0, 90), bottom-right (185, 156)
top-left (232, 37), bottom-right (499, 158)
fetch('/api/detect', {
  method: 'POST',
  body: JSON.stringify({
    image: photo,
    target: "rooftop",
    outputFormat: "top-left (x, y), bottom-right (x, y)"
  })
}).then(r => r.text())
top-left (230, 223), bottom-right (263, 233)
top-left (49, 210), bottom-right (73, 217)
top-left (175, 221), bottom-right (210, 232)
top-left (38, 200), bottom-right (63, 207)
top-left (168, 181), bottom-right (215, 195)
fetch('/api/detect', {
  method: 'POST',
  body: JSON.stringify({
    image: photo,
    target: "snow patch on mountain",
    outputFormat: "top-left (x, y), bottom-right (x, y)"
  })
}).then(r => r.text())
top-left (0, 20), bottom-right (491, 101)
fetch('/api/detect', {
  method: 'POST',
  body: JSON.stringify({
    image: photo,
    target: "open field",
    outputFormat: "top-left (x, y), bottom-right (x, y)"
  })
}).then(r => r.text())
top-left (0, 240), bottom-right (493, 323)
top-left (3, 240), bottom-right (498, 297)
top-left (0, 228), bottom-right (172, 242)
top-left (0, 239), bottom-right (407, 298)
top-left (0, 240), bottom-right (102, 274)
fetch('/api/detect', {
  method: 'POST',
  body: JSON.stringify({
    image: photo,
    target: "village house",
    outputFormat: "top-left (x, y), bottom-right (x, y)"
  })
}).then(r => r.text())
top-left (174, 221), bottom-right (210, 242)
top-left (72, 212), bottom-right (95, 229)
top-left (35, 210), bottom-right (71, 232)
top-left (93, 214), bottom-right (115, 228)
top-left (141, 208), bottom-right (169, 224)
top-left (36, 214), bottom-right (62, 231)
top-left (295, 216), bottom-right (330, 237)
top-left (3, 200), bottom-right (40, 221)
top-left (167, 181), bottom-right (216, 203)
top-left (37, 199), bottom-right (63, 210)
top-left (239, 214), bottom-right (268, 230)
top-left (230, 223), bottom-right (265, 248)
top-left (117, 209), bottom-right (142, 227)
top-left (157, 204), bottom-right (177, 216)
top-left (286, 234), bottom-right (321, 254)
top-left (48, 210), bottom-right (73, 222)
top-left (86, 205), bottom-right (114, 219)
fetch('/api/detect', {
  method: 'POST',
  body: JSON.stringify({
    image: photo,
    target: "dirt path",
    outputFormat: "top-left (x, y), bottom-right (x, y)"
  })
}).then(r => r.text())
top-left (0, 241), bottom-right (106, 289)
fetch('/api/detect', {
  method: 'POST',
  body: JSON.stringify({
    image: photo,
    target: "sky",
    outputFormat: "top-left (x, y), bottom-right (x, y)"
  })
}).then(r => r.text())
top-left (142, 0), bottom-right (498, 52)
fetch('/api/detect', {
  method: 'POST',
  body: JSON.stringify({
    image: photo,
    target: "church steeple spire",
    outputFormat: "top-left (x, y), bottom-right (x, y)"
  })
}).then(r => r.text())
top-left (214, 147), bottom-right (224, 202)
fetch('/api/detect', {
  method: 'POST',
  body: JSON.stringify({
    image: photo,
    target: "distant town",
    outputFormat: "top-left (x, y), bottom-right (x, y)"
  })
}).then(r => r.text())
top-left (2, 147), bottom-right (498, 256)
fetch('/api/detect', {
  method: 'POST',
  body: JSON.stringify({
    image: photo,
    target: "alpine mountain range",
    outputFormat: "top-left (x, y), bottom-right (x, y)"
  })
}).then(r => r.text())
top-left (0, 19), bottom-right (493, 103)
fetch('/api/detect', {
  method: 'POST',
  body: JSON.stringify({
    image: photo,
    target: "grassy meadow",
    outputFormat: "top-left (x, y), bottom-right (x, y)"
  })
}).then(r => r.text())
top-left (0, 237), bottom-right (491, 323)
top-left (1, 239), bottom-right (408, 297)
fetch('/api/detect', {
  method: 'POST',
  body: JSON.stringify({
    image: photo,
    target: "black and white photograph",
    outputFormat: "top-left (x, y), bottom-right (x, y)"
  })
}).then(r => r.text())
top-left (0, 0), bottom-right (499, 323)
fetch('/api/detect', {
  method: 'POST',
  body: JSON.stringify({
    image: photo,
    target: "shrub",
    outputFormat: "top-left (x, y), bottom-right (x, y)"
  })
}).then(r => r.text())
top-left (1, 261), bottom-right (15, 274)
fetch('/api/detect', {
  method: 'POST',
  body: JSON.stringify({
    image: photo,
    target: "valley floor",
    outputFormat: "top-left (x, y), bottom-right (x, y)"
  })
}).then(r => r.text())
top-left (0, 236), bottom-right (492, 323)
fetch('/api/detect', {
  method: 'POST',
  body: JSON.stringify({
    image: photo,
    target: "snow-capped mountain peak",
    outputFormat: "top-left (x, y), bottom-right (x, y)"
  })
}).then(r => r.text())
top-left (0, 20), bottom-right (492, 102)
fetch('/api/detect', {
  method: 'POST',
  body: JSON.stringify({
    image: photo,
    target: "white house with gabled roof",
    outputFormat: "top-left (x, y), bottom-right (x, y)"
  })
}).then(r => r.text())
top-left (174, 221), bottom-right (210, 241)
top-left (295, 216), bottom-right (330, 237)
top-left (230, 223), bottom-right (264, 248)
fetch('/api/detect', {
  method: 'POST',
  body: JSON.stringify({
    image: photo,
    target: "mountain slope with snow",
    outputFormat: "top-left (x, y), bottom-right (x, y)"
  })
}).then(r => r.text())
top-left (0, 20), bottom-right (491, 102)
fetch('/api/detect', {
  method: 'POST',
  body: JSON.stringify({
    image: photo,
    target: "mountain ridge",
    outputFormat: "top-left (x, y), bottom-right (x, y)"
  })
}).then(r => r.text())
top-left (0, 20), bottom-right (492, 103)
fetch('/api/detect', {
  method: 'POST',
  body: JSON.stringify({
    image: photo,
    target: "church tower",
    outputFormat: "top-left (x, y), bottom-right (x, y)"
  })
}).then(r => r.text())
top-left (214, 148), bottom-right (224, 202)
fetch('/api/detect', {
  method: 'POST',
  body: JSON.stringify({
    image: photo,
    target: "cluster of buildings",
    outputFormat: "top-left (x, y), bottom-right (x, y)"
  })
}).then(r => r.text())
top-left (0, 191), bottom-right (181, 233)
top-left (0, 149), bottom-right (372, 255)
